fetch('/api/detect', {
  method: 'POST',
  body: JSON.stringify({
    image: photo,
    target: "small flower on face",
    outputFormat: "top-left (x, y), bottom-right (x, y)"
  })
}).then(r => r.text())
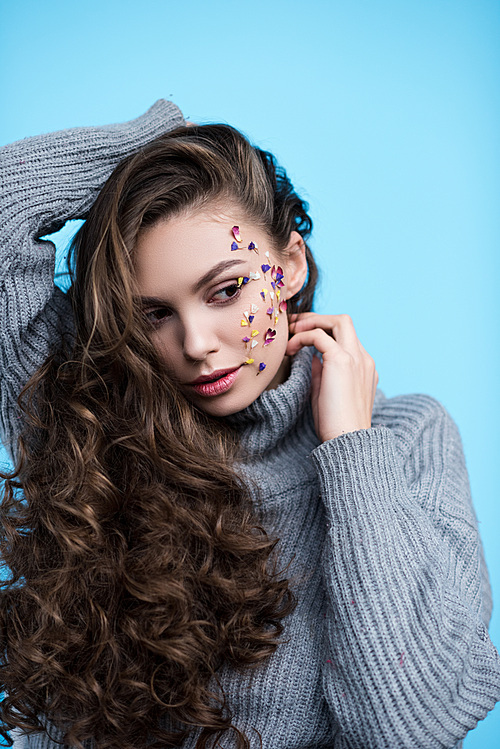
top-left (274, 314), bottom-right (279, 326)
top-left (231, 241), bottom-right (239, 251)
top-left (250, 330), bottom-right (259, 338)
top-left (241, 319), bottom-right (249, 327)
top-left (261, 264), bottom-right (271, 277)
top-left (279, 300), bottom-right (287, 313)
top-left (264, 328), bottom-right (276, 345)
top-left (260, 289), bottom-right (268, 301)
top-left (242, 336), bottom-right (251, 346)
top-left (250, 340), bottom-right (258, 349)
top-left (248, 315), bottom-right (255, 323)
top-left (232, 226), bottom-right (242, 242)
top-left (250, 304), bottom-right (259, 313)
top-left (266, 307), bottom-right (274, 317)
top-left (245, 358), bottom-right (254, 364)
top-left (248, 241), bottom-right (259, 253)
top-left (248, 272), bottom-right (261, 281)
top-left (256, 362), bottom-right (266, 375)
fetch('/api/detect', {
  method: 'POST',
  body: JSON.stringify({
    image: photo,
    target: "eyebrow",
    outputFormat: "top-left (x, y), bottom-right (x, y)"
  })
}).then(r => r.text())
top-left (139, 258), bottom-right (247, 307)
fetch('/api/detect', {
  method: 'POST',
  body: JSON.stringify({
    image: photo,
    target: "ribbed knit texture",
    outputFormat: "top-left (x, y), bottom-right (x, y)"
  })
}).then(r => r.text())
top-left (2, 103), bottom-right (500, 748)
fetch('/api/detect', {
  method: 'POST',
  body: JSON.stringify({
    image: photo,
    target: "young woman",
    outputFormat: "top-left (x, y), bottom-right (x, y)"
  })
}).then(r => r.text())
top-left (0, 100), bottom-right (499, 749)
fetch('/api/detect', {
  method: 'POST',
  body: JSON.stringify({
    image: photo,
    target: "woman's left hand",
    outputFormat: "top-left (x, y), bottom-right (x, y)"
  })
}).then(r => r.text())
top-left (286, 313), bottom-right (379, 443)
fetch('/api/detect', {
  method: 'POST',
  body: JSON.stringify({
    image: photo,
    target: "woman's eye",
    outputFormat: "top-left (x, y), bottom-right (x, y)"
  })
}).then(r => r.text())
top-left (211, 283), bottom-right (241, 303)
top-left (144, 308), bottom-right (172, 326)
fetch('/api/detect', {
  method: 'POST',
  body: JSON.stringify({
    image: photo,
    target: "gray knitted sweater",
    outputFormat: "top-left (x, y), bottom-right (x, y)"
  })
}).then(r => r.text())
top-left (2, 101), bottom-right (500, 749)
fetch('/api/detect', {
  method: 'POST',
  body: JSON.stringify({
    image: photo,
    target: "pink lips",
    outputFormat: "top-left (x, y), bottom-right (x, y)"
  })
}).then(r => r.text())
top-left (188, 366), bottom-right (242, 397)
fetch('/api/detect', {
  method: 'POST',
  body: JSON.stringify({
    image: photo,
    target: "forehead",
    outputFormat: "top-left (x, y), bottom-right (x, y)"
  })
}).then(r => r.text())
top-left (134, 207), bottom-right (270, 297)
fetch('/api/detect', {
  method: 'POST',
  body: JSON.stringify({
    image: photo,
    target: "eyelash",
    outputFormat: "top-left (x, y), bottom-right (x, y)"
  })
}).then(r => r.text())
top-left (144, 281), bottom-right (242, 328)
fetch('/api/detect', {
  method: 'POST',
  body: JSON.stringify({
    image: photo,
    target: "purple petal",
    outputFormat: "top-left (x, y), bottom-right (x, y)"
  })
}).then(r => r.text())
top-left (231, 241), bottom-right (239, 251)
top-left (264, 328), bottom-right (276, 344)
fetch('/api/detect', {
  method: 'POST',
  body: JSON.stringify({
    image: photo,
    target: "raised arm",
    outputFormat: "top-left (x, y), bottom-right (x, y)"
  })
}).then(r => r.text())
top-left (311, 395), bottom-right (500, 748)
top-left (0, 100), bottom-right (184, 459)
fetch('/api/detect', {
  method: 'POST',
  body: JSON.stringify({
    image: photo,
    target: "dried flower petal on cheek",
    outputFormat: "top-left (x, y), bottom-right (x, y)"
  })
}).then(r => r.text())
top-left (263, 329), bottom-right (276, 346)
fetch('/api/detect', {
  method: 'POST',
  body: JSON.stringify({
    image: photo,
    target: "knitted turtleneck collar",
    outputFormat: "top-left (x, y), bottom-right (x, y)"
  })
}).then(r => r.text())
top-left (225, 346), bottom-right (385, 456)
top-left (225, 347), bottom-right (315, 455)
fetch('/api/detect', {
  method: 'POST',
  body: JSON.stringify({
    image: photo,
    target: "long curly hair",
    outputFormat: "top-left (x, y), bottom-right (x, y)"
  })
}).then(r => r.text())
top-left (0, 124), bottom-right (317, 748)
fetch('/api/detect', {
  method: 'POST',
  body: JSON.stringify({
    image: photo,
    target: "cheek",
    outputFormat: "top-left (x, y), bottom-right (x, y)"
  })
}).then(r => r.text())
top-left (236, 274), bottom-right (288, 375)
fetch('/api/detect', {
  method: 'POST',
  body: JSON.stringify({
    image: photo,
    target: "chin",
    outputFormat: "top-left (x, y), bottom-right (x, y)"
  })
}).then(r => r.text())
top-left (190, 391), bottom-right (257, 418)
top-left (185, 375), bottom-right (273, 417)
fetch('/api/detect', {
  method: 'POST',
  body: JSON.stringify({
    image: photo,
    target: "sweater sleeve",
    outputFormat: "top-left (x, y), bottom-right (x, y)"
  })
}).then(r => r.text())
top-left (0, 100), bottom-right (185, 461)
top-left (310, 396), bottom-right (500, 749)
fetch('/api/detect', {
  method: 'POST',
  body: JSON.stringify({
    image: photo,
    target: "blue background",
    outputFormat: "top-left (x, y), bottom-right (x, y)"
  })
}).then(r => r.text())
top-left (1, 0), bottom-right (499, 745)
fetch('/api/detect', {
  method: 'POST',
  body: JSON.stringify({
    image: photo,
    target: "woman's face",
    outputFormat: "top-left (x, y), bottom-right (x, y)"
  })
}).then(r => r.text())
top-left (134, 204), bottom-right (307, 417)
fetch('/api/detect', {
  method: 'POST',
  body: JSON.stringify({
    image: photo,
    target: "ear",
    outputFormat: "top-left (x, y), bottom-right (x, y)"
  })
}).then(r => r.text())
top-left (282, 231), bottom-right (308, 299)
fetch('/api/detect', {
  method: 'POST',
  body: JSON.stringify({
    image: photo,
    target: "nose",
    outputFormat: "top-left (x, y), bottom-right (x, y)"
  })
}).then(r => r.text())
top-left (181, 314), bottom-right (221, 362)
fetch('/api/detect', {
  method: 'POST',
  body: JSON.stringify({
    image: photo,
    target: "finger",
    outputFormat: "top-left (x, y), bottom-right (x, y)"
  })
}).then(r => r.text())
top-left (290, 314), bottom-right (361, 352)
top-left (286, 328), bottom-right (344, 357)
top-left (288, 312), bottom-right (317, 320)
top-left (311, 353), bottom-right (323, 395)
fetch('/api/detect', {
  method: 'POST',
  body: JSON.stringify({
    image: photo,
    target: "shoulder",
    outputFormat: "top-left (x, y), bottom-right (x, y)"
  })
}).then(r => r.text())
top-left (372, 389), bottom-right (460, 462)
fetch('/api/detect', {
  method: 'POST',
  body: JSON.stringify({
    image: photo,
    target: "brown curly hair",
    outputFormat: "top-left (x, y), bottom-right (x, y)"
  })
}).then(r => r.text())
top-left (0, 124), bottom-right (317, 748)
